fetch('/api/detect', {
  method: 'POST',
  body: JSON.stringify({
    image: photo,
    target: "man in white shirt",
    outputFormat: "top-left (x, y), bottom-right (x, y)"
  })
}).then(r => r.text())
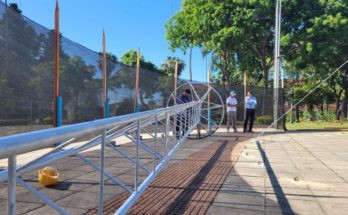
top-left (226, 91), bottom-right (238, 132)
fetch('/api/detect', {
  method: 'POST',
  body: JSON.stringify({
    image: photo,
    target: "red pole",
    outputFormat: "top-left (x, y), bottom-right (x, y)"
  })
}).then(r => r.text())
top-left (102, 30), bottom-right (107, 118)
top-left (53, 0), bottom-right (60, 127)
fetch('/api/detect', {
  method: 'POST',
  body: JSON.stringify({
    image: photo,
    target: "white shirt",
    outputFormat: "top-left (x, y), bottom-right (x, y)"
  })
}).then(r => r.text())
top-left (226, 97), bottom-right (237, 112)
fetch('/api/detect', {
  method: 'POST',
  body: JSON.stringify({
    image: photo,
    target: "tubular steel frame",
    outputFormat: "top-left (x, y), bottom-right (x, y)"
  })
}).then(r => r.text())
top-left (0, 85), bottom-right (214, 215)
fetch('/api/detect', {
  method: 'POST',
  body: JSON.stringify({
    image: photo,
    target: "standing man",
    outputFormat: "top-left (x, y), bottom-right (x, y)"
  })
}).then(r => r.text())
top-left (226, 91), bottom-right (238, 132)
top-left (243, 91), bottom-right (257, 132)
top-left (176, 89), bottom-right (192, 138)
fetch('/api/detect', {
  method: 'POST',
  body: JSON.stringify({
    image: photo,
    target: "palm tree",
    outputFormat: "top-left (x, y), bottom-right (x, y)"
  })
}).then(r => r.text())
top-left (161, 57), bottom-right (185, 77)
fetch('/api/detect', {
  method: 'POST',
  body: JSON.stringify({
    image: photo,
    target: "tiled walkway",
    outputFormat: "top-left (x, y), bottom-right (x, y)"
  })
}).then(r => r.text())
top-left (86, 135), bottom-right (250, 214)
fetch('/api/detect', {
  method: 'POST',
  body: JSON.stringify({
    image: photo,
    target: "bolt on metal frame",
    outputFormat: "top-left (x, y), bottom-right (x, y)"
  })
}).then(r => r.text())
top-left (0, 86), bottom-right (213, 215)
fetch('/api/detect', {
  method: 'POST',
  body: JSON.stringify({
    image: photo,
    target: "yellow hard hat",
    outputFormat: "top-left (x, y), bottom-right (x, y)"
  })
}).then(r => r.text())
top-left (38, 167), bottom-right (60, 187)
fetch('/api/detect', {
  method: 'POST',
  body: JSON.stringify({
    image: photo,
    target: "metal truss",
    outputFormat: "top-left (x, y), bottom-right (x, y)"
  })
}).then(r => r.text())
top-left (0, 86), bottom-right (213, 215)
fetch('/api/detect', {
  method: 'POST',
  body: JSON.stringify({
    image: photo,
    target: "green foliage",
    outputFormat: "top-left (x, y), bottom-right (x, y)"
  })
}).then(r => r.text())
top-left (160, 57), bottom-right (185, 77)
top-left (292, 82), bottom-right (335, 107)
top-left (43, 116), bottom-right (53, 125)
top-left (314, 109), bottom-right (336, 122)
top-left (257, 115), bottom-right (273, 125)
top-left (121, 49), bottom-right (162, 73)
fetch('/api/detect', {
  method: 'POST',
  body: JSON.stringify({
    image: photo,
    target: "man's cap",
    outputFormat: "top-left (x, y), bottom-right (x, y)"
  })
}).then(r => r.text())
top-left (230, 91), bottom-right (236, 96)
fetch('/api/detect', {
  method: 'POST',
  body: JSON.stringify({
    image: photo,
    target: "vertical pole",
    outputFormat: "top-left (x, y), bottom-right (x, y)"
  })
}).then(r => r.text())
top-left (273, 0), bottom-right (281, 129)
top-left (290, 94), bottom-right (293, 124)
top-left (98, 129), bottom-right (106, 215)
top-left (102, 30), bottom-right (107, 118)
top-left (154, 115), bottom-right (158, 171)
top-left (53, 0), bottom-right (60, 127)
top-left (174, 60), bottom-right (178, 103)
top-left (135, 120), bottom-right (140, 191)
top-left (189, 47), bottom-right (192, 82)
top-left (244, 71), bottom-right (247, 119)
top-left (208, 65), bottom-right (211, 132)
top-left (134, 49), bottom-right (141, 113)
top-left (8, 156), bottom-right (17, 215)
top-left (56, 96), bottom-right (62, 127)
top-left (165, 113), bottom-right (169, 157)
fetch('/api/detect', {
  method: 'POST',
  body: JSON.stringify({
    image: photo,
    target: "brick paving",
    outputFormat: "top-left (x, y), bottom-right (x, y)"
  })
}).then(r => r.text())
top-left (86, 135), bottom-right (250, 214)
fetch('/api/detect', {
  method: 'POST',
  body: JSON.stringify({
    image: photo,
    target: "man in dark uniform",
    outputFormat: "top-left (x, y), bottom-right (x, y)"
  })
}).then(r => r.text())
top-left (176, 89), bottom-right (192, 138)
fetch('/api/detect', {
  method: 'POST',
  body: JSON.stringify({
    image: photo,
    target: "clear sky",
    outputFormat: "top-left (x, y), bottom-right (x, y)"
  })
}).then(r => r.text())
top-left (5, 0), bottom-right (209, 82)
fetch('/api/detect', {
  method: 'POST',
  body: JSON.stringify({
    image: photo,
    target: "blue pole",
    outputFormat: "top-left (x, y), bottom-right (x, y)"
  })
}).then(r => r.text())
top-left (56, 96), bottom-right (62, 127)
top-left (105, 99), bottom-right (110, 118)
top-left (208, 108), bottom-right (212, 132)
top-left (135, 102), bottom-right (140, 113)
top-left (55, 96), bottom-right (63, 147)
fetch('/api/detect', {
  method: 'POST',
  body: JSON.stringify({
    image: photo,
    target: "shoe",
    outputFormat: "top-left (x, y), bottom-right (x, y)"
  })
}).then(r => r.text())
top-left (243, 130), bottom-right (246, 133)
top-left (248, 130), bottom-right (253, 133)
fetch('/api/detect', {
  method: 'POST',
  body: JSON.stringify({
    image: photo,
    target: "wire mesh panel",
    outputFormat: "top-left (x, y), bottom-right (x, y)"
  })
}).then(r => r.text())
top-left (212, 84), bottom-right (285, 129)
top-left (0, 2), bottom-right (181, 136)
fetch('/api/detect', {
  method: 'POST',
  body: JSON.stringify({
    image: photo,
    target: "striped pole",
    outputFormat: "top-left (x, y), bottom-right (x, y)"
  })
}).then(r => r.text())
top-left (134, 48), bottom-right (141, 113)
top-left (53, 0), bottom-right (61, 127)
top-left (208, 63), bottom-right (211, 132)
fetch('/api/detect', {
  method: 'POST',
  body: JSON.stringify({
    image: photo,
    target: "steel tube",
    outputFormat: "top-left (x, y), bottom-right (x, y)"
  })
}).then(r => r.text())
top-left (0, 149), bottom-right (75, 183)
top-left (114, 120), bottom-right (199, 215)
top-left (0, 102), bottom-right (199, 159)
top-left (135, 121), bottom-right (140, 191)
top-left (8, 156), bottom-right (16, 215)
top-left (76, 153), bottom-right (132, 193)
top-left (154, 115), bottom-right (158, 171)
top-left (17, 177), bottom-right (68, 214)
top-left (106, 142), bottom-right (150, 174)
top-left (98, 129), bottom-right (106, 215)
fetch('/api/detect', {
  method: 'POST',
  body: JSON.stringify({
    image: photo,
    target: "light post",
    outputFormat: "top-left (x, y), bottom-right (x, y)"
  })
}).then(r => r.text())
top-left (273, 0), bottom-right (282, 129)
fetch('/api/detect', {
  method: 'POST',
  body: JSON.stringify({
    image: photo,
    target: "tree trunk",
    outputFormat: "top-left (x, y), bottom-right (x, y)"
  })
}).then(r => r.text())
top-left (296, 104), bottom-right (300, 122)
top-left (343, 90), bottom-right (348, 118)
top-left (320, 103), bottom-right (324, 115)
top-left (309, 104), bottom-right (314, 121)
top-left (261, 67), bottom-right (269, 115)
top-left (342, 70), bottom-right (348, 118)
top-left (336, 99), bottom-right (341, 120)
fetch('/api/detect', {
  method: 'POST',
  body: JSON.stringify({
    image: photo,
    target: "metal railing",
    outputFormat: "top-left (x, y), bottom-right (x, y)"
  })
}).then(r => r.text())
top-left (0, 86), bottom-right (211, 215)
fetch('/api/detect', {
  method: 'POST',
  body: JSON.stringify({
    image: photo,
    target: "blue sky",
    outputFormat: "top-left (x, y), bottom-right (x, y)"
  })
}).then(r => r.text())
top-left (5, 0), bottom-right (209, 82)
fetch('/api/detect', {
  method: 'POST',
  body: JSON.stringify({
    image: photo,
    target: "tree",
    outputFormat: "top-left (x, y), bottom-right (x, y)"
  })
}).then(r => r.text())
top-left (121, 49), bottom-right (162, 73)
top-left (0, 3), bottom-right (41, 119)
top-left (160, 57), bottom-right (185, 77)
top-left (283, 0), bottom-right (348, 118)
top-left (119, 50), bottom-right (164, 110)
top-left (166, 0), bottom-right (280, 89)
top-left (60, 56), bottom-right (95, 122)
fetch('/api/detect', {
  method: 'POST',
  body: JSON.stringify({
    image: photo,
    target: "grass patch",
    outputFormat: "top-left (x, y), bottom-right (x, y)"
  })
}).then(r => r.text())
top-left (287, 121), bottom-right (348, 130)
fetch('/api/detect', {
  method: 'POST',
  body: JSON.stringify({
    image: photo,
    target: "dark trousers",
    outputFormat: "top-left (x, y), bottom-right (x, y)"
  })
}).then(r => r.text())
top-left (243, 109), bottom-right (255, 132)
top-left (176, 113), bottom-right (188, 138)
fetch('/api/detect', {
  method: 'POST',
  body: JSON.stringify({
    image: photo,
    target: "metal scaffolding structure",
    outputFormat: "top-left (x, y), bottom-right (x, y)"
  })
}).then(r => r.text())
top-left (0, 83), bottom-right (216, 215)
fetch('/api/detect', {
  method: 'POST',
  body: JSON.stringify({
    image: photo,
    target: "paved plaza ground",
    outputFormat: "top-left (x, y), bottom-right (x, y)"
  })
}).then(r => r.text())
top-left (0, 129), bottom-right (347, 214)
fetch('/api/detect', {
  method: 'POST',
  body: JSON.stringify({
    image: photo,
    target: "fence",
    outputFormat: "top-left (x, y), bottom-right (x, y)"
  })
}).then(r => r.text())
top-left (0, 2), bottom-right (180, 129)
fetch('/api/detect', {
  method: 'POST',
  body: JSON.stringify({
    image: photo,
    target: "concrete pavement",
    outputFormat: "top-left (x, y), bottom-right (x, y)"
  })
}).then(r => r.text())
top-left (207, 130), bottom-right (348, 215)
